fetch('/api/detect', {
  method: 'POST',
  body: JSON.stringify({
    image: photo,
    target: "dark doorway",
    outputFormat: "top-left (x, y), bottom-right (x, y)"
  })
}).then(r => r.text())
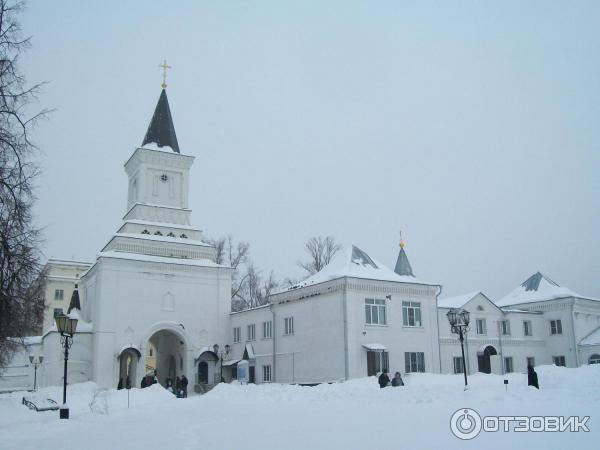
top-left (477, 346), bottom-right (497, 374)
top-left (249, 366), bottom-right (255, 384)
top-left (367, 351), bottom-right (377, 376)
top-left (198, 361), bottom-right (208, 383)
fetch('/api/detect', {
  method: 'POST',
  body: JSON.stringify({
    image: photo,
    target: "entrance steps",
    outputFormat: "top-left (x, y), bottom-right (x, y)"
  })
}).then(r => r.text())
top-left (194, 383), bottom-right (215, 395)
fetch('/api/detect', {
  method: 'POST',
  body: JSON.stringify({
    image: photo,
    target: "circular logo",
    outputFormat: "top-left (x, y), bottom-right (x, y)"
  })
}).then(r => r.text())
top-left (450, 408), bottom-right (482, 440)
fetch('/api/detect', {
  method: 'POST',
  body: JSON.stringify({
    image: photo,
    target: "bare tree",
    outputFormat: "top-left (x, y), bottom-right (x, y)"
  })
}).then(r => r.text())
top-left (0, 0), bottom-right (47, 368)
top-left (209, 235), bottom-right (275, 311)
top-left (297, 236), bottom-right (341, 276)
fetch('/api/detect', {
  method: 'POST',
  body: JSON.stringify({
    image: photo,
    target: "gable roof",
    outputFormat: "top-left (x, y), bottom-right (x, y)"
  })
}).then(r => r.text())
top-left (141, 89), bottom-right (180, 153)
top-left (495, 272), bottom-right (584, 307)
top-left (580, 326), bottom-right (600, 346)
top-left (437, 292), bottom-right (480, 309)
top-left (283, 244), bottom-right (435, 292)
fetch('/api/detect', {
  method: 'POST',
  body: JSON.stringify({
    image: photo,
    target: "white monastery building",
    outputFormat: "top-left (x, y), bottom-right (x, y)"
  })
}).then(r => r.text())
top-left (1, 86), bottom-right (599, 392)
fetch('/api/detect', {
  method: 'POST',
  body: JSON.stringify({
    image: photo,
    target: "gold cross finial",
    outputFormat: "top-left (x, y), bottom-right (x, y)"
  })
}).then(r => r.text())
top-left (159, 59), bottom-right (172, 89)
top-left (399, 230), bottom-right (405, 248)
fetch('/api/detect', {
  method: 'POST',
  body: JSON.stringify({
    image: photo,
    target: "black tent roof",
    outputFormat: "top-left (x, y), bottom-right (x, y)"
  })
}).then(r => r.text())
top-left (141, 89), bottom-right (180, 153)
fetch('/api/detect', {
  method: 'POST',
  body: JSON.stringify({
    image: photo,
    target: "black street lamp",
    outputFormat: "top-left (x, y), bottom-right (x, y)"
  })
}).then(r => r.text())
top-left (28, 355), bottom-right (44, 391)
top-left (213, 344), bottom-right (231, 383)
top-left (447, 308), bottom-right (470, 389)
top-left (55, 314), bottom-right (78, 419)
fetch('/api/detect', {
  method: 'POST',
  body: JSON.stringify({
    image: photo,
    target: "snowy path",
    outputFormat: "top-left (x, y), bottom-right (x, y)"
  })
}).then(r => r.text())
top-left (1, 365), bottom-right (598, 450)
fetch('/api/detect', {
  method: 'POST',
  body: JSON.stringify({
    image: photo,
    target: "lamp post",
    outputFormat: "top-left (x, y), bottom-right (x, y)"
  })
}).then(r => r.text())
top-left (213, 344), bottom-right (231, 383)
top-left (28, 355), bottom-right (44, 391)
top-left (55, 314), bottom-right (78, 419)
top-left (447, 308), bottom-right (470, 389)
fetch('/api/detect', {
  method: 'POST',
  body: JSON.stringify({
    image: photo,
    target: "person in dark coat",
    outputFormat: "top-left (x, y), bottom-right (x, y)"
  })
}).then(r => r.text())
top-left (118, 378), bottom-right (123, 390)
top-left (378, 370), bottom-right (390, 388)
top-left (175, 376), bottom-right (181, 396)
top-left (527, 365), bottom-right (539, 389)
top-left (141, 376), bottom-right (147, 388)
top-left (181, 375), bottom-right (189, 398)
top-left (391, 372), bottom-right (404, 387)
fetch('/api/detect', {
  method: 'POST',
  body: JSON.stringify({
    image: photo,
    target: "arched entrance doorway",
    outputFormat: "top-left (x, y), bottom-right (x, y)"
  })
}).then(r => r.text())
top-left (146, 329), bottom-right (186, 388)
top-left (477, 345), bottom-right (498, 374)
top-left (118, 347), bottom-right (141, 388)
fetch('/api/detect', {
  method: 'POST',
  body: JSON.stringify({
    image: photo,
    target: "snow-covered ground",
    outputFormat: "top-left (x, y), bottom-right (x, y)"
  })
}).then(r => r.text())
top-left (1, 365), bottom-right (598, 450)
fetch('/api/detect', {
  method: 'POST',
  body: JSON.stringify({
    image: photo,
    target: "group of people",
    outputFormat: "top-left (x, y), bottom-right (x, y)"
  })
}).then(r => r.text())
top-left (166, 375), bottom-right (189, 398)
top-left (378, 370), bottom-right (404, 388)
top-left (377, 365), bottom-right (540, 389)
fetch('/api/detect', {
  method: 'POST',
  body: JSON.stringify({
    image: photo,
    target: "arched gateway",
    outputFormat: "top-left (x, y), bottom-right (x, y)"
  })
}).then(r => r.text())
top-left (477, 345), bottom-right (498, 374)
top-left (145, 328), bottom-right (188, 388)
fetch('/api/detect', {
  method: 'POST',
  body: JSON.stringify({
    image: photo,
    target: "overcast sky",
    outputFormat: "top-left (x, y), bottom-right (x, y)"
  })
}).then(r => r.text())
top-left (21, 1), bottom-right (599, 300)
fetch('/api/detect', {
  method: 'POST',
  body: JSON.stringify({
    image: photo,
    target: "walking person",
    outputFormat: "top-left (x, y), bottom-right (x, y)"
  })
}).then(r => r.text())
top-left (527, 365), bottom-right (539, 389)
top-left (391, 371), bottom-right (404, 387)
top-left (378, 369), bottom-right (390, 388)
top-left (175, 376), bottom-right (182, 397)
top-left (181, 375), bottom-right (189, 398)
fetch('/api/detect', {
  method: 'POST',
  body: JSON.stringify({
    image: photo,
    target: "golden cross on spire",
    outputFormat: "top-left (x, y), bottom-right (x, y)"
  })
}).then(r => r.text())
top-left (159, 59), bottom-right (172, 89)
top-left (399, 230), bottom-right (405, 248)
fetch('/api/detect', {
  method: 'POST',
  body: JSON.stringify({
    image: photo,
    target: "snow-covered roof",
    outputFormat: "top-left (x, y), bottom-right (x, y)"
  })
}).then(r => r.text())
top-left (283, 245), bottom-right (435, 292)
top-left (111, 232), bottom-right (212, 247)
top-left (97, 251), bottom-right (224, 268)
top-left (122, 219), bottom-right (202, 232)
top-left (495, 272), bottom-right (595, 307)
top-left (580, 326), bottom-right (600, 346)
top-left (437, 292), bottom-right (480, 309)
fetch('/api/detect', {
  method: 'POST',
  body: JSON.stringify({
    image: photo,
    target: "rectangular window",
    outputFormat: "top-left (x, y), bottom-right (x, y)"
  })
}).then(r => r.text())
top-left (262, 321), bottom-right (272, 339)
top-left (365, 299), bottom-right (387, 325)
top-left (504, 357), bottom-right (513, 373)
top-left (500, 320), bottom-right (511, 336)
top-left (53, 308), bottom-right (64, 318)
top-left (550, 320), bottom-right (563, 335)
top-left (453, 357), bottom-right (465, 374)
top-left (476, 319), bottom-right (487, 335)
top-left (553, 356), bottom-right (566, 367)
top-left (523, 320), bottom-right (532, 336)
top-left (526, 357), bottom-right (535, 367)
top-left (402, 301), bottom-right (422, 327)
top-left (404, 352), bottom-right (425, 373)
top-left (247, 324), bottom-right (256, 341)
top-left (233, 327), bottom-right (241, 343)
top-left (367, 351), bottom-right (389, 375)
top-left (284, 317), bottom-right (294, 335)
top-left (262, 365), bottom-right (272, 382)
top-left (54, 289), bottom-right (64, 301)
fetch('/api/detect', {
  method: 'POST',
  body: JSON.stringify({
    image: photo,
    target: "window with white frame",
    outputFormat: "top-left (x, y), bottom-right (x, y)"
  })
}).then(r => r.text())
top-left (500, 320), bottom-right (511, 335)
top-left (523, 320), bottom-right (532, 336)
top-left (262, 365), bottom-right (272, 382)
top-left (262, 321), bottom-right (272, 339)
top-left (550, 319), bottom-right (562, 335)
top-left (404, 352), bottom-right (425, 373)
top-left (476, 318), bottom-right (487, 335)
top-left (233, 327), bottom-right (241, 343)
top-left (504, 357), bottom-right (513, 373)
top-left (54, 289), bottom-right (64, 301)
top-left (553, 356), bottom-right (566, 367)
top-left (365, 299), bottom-right (387, 325)
top-left (453, 357), bottom-right (465, 374)
top-left (526, 356), bottom-right (535, 367)
top-left (247, 324), bottom-right (255, 341)
top-left (402, 301), bottom-right (422, 327)
top-left (367, 351), bottom-right (389, 376)
top-left (284, 317), bottom-right (294, 335)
